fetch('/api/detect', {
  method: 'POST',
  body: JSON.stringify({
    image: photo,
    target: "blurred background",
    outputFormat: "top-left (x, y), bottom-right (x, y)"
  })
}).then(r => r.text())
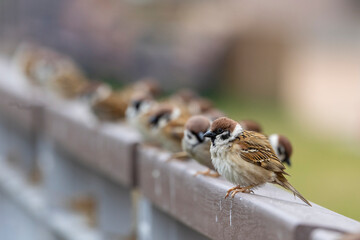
top-left (0, 0), bottom-right (359, 221)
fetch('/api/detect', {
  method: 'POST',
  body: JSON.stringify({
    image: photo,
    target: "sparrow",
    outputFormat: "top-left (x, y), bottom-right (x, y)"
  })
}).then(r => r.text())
top-left (182, 116), bottom-right (263, 177)
top-left (90, 79), bottom-right (161, 122)
top-left (14, 43), bottom-right (86, 92)
top-left (148, 104), bottom-right (190, 153)
top-left (204, 117), bottom-right (311, 206)
top-left (182, 115), bottom-right (219, 177)
top-left (268, 134), bottom-right (293, 166)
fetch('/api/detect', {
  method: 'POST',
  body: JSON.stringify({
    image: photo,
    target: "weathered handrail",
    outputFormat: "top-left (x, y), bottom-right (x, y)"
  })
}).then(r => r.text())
top-left (0, 57), bottom-right (359, 240)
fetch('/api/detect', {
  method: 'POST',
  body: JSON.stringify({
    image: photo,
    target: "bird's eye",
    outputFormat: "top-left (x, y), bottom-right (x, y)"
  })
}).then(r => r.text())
top-left (217, 128), bottom-right (224, 134)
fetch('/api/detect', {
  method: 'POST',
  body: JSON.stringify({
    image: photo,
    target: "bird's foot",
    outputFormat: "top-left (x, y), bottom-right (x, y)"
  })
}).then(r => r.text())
top-left (225, 185), bottom-right (254, 199)
top-left (194, 169), bottom-right (220, 178)
top-left (166, 151), bottom-right (188, 162)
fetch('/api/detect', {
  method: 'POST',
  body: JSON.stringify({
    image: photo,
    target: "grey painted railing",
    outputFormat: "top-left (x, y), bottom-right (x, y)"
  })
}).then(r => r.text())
top-left (0, 57), bottom-right (359, 240)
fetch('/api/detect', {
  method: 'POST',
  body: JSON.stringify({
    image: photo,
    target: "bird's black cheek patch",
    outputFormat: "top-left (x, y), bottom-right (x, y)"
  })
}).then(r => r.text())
top-left (221, 132), bottom-right (230, 140)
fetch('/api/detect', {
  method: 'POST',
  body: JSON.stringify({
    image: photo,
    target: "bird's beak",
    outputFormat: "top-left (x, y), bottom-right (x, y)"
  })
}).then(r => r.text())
top-left (283, 157), bottom-right (291, 167)
top-left (204, 131), bottom-right (216, 139)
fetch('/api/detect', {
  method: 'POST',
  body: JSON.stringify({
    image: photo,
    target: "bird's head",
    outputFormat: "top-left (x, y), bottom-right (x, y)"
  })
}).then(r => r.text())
top-left (269, 134), bottom-right (293, 166)
top-left (184, 115), bottom-right (211, 146)
top-left (148, 105), bottom-right (180, 129)
top-left (239, 119), bottom-right (262, 133)
top-left (126, 92), bottom-right (154, 119)
top-left (204, 117), bottom-right (243, 146)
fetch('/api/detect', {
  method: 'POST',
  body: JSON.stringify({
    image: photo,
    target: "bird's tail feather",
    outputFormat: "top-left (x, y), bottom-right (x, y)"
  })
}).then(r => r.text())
top-left (275, 177), bottom-right (312, 207)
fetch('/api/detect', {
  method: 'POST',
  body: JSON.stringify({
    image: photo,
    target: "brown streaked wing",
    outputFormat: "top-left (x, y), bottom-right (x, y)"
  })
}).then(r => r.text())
top-left (233, 131), bottom-right (288, 174)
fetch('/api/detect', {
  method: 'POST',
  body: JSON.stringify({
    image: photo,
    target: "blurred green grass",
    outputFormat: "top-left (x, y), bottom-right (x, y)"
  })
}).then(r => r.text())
top-left (210, 93), bottom-right (360, 221)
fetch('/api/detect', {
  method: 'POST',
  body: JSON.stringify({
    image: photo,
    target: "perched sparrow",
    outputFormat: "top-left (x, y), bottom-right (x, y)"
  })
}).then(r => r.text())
top-left (182, 116), bottom-right (219, 177)
top-left (204, 117), bottom-right (311, 206)
top-left (268, 134), bottom-right (292, 166)
top-left (14, 43), bottom-right (86, 92)
top-left (91, 79), bottom-right (160, 122)
top-left (148, 105), bottom-right (190, 152)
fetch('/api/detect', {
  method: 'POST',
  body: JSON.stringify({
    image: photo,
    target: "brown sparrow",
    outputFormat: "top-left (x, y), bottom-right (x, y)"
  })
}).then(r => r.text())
top-left (204, 117), bottom-right (311, 206)
top-left (182, 115), bottom-right (219, 177)
top-left (14, 43), bottom-right (86, 92)
top-left (148, 104), bottom-right (190, 152)
top-left (90, 79), bottom-right (160, 122)
top-left (268, 134), bottom-right (293, 166)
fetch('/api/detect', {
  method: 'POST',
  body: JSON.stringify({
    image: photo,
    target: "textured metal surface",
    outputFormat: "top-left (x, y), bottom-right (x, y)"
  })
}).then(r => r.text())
top-left (44, 101), bottom-right (141, 187)
top-left (137, 145), bottom-right (360, 240)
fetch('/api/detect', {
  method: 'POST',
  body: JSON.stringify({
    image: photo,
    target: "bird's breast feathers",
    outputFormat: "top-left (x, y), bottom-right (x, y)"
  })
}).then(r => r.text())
top-left (210, 139), bottom-right (276, 186)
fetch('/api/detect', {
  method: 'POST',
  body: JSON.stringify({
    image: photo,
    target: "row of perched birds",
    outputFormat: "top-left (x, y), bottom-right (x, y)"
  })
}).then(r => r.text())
top-left (14, 43), bottom-right (310, 206)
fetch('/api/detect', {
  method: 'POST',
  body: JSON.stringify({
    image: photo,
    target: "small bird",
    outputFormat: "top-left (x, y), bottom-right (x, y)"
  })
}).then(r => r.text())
top-left (269, 134), bottom-right (293, 166)
top-left (204, 117), bottom-right (311, 206)
top-left (148, 104), bottom-right (190, 153)
top-left (91, 79), bottom-right (161, 122)
top-left (14, 43), bottom-right (87, 95)
top-left (182, 115), bottom-right (219, 177)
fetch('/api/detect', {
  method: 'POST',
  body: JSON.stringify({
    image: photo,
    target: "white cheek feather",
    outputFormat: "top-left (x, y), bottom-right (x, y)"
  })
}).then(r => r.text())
top-left (232, 124), bottom-right (243, 137)
top-left (214, 124), bottom-right (243, 147)
top-left (184, 130), bottom-right (199, 146)
top-left (158, 118), bottom-right (168, 129)
top-left (170, 107), bottom-right (181, 120)
top-left (268, 134), bottom-right (279, 157)
top-left (140, 102), bottom-right (152, 113)
top-left (159, 107), bottom-right (181, 129)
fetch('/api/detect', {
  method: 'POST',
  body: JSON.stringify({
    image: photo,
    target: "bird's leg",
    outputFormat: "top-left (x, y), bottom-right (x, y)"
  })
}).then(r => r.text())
top-left (225, 185), bottom-right (254, 199)
top-left (194, 169), bottom-right (220, 178)
top-left (166, 151), bottom-right (188, 162)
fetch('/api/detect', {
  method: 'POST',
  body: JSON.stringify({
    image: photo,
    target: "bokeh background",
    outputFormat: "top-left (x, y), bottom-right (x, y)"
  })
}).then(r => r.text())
top-left (0, 0), bottom-right (360, 220)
